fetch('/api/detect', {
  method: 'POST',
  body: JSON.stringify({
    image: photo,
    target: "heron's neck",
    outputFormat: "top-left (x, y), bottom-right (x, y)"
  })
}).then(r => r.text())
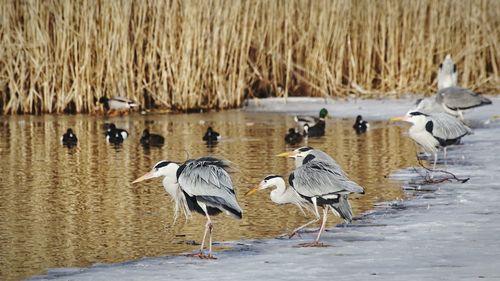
top-left (270, 179), bottom-right (288, 204)
top-left (162, 176), bottom-right (181, 198)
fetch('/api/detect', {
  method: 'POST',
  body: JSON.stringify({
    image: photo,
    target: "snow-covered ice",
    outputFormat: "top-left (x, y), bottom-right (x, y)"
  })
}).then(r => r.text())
top-left (30, 97), bottom-right (500, 281)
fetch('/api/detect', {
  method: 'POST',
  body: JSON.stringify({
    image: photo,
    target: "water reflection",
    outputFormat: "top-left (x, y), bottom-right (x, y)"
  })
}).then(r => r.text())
top-left (0, 112), bottom-right (417, 280)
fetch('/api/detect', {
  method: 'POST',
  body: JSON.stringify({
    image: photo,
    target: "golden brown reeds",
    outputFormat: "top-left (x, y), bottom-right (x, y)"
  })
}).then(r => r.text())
top-left (0, 0), bottom-right (499, 114)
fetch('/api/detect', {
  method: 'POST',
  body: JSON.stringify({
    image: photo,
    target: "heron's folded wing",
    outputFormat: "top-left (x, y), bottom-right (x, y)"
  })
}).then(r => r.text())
top-left (430, 113), bottom-right (472, 140)
top-left (290, 161), bottom-right (364, 198)
top-left (178, 158), bottom-right (242, 215)
top-left (438, 87), bottom-right (489, 110)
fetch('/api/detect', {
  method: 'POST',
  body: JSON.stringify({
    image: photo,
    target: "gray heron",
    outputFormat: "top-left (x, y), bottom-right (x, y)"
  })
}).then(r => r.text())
top-left (273, 147), bottom-right (364, 246)
top-left (61, 128), bottom-right (78, 147)
top-left (140, 129), bottom-right (165, 147)
top-left (437, 54), bottom-right (458, 90)
top-left (391, 111), bottom-right (472, 171)
top-left (435, 86), bottom-right (492, 119)
top-left (133, 157), bottom-right (242, 259)
top-left (353, 115), bottom-right (369, 134)
top-left (98, 96), bottom-right (139, 116)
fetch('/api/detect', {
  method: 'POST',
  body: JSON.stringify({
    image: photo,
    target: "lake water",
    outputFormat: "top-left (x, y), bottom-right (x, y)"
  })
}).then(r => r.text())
top-left (0, 111), bottom-right (417, 280)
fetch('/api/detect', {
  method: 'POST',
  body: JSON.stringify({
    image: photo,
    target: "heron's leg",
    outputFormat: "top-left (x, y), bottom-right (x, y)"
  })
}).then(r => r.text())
top-left (288, 216), bottom-right (320, 239)
top-left (430, 152), bottom-right (437, 179)
top-left (289, 200), bottom-right (320, 238)
top-left (298, 199), bottom-right (329, 247)
top-left (314, 207), bottom-right (329, 242)
top-left (443, 147), bottom-right (448, 165)
top-left (205, 214), bottom-right (216, 259)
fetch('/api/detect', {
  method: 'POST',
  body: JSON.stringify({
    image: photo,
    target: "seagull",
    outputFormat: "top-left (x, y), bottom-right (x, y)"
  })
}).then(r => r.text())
top-left (133, 157), bottom-right (242, 259)
top-left (61, 128), bottom-right (78, 147)
top-left (98, 96), bottom-right (138, 116)
top-left (274, 147), bottom-right (364, 246)
top-left (437, 54), bottom-right (458, 90)
top-left (284, 128), bottom-right (303, 145)
top-left (353, 115), bottom-right (369, 134)
top-left (140, 129), bottom-right (165, 147)
top-left (203, 127), bottom-right (220, 145)
top-left (391, 111), bottom-right (473, 171)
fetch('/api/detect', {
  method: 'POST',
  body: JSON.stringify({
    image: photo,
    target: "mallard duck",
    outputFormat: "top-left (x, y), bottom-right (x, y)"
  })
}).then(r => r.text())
top-left (353, 115), bottom-right (369, 134)
top-left (61, 128), bottom-right (78, 147)
top-left (140, 129), bottom-right (165, 147)
top-left (98, 96), bottom-right (139, 115)
top-left (294, 108), bottom-right (328, 130)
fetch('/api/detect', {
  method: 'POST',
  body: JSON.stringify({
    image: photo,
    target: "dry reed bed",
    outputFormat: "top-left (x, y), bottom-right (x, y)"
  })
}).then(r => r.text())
top-left (0, 0), bottom-right (499, 114)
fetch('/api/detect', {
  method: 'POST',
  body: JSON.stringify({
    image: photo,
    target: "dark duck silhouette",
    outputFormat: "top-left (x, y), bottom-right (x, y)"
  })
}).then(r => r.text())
top-left (353, 115), bottom-right (369, 134)
top-left (203, 127), bottom-right (220, 145)
top-left (106, 124), bottom-right (128, 144)
top-left (303, 121), bottom-right (326, 138)
top-left (61, 128), bottom-right (78, 147)
top-left (140, 129), bottom-right (165, 147)
top-left (284, 128), bottom-right (303, 145)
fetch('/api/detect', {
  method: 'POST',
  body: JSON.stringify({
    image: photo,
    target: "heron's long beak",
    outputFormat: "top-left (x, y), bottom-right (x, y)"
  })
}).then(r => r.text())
top-left (390, 116), bottom-right (406, 122)
top-left (276, 151), bottom-right (296, 158)
top-left (132, 171), bottom-right (155, 183)
top-left (245, 184), bottom-right (261, 196)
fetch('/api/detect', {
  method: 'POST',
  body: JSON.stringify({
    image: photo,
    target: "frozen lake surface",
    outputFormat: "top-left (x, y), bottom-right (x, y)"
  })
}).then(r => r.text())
top-left (31, 97), bottom-right (500, 281)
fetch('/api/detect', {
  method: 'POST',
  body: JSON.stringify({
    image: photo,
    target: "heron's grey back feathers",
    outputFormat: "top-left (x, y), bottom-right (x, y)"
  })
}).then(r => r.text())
top-left (436, 87), bottom-right (492, 110)
top-left (429, 113), bottom-right (472, 141)
top-left (178, 157), bottom-right (242, 219)
top-left (291, 160), bottom-right (364, 198)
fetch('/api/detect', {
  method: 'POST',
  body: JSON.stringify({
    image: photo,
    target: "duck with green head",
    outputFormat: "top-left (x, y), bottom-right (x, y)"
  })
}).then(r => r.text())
top-left (294, 108), bottom-right (328, 136)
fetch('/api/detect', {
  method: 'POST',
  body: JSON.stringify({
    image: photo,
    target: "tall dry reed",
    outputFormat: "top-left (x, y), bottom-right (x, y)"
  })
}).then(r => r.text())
top-left (1, 0), bottom-right (499, 114)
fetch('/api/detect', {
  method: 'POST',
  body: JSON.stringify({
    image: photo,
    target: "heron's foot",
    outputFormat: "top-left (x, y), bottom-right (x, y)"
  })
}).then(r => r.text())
top-left (296, 241), bottom-right (330, 248)
top-left (186, 251), bottom-right (217, 260)
top-left (186, 251), bottom-right (204, 258)
top-left (204, 254), bottom-right (217, 260)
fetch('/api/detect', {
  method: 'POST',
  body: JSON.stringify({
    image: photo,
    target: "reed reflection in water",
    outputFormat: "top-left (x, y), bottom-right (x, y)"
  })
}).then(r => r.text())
top-left (0, 111), bottom-right (417, 280)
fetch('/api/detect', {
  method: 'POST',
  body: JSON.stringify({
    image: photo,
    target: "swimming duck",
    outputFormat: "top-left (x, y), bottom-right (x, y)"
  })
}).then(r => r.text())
top-left (203, 127), bottom-right (220, 144)
top-left (303, 121), bottom-right (325, 138)
top-left (106, 129), bottom-right (124, 144)
top-left (284, 128), bottom-right (303, 145)
top-left (353, 115), bottom-right (369, 134)
top-left (105, 124), bottom-right (128, 145)
top-left (140, 129), bottom-right (165, 147)
top-left (99, 96), bottom-right (139, 115)
top-left (294, 108), bottom-right (328, 131)
top-left (61, 128), bottom-right (78, 147)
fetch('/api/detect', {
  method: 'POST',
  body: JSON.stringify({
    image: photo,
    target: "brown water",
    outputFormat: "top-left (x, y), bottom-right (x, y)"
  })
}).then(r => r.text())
top-left (0, 111), bottom-right (417, 280)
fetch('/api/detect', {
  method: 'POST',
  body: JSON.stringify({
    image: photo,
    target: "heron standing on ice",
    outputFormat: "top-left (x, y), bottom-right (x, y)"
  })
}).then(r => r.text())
top-left (253, 147), bottom-right (365, 247)
top-left (391, 111), bottom-right (472, 171)
top-left (133, 157), bottom-right (242, 259)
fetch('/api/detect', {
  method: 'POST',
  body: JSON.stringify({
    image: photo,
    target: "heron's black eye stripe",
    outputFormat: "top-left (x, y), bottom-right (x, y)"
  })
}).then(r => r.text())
top-left (298, 146), bottom-right (313, 152)
top-left (154, 161), bottom-right (171, 169)
top-left (409, 111), bottom-right (429, 117)
top-left (264, 175), bottom-right (280, 181)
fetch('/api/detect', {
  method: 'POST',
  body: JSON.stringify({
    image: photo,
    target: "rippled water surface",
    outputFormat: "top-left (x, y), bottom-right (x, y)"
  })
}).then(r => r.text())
top-left (0, 111), bottom-right (418, 280)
